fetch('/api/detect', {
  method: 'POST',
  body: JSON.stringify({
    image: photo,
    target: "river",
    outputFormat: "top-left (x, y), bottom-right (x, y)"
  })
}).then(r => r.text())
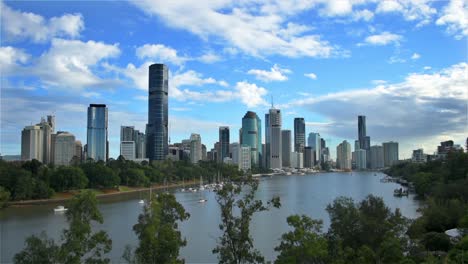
top-left (0, 172), bottom-right (420, 263)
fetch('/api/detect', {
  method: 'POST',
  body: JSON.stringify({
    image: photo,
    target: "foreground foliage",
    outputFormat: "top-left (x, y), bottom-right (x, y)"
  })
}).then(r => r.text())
top-left (213, 179), bottom-right (281, 264)
top-left (14, 191), bottom-right (112, 264)
top-left (123, 192), bottom-right (190, 264)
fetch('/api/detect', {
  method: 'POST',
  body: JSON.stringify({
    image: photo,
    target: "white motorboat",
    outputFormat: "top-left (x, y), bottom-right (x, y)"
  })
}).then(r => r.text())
top-left (138, 200), bottom-right (145, 204)
top-left (54, 205), bottom-right (68, 212)
top-left (198, 199), bottom-right (207, 203)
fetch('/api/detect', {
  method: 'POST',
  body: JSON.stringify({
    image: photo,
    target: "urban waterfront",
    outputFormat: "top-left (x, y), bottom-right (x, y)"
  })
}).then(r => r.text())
top-left (0, 172), bottom-right (420, 263)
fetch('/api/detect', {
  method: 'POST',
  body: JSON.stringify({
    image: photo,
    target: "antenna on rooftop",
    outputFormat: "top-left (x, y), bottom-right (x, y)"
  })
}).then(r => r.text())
top-left (271, 95), bottom-right (274, 109)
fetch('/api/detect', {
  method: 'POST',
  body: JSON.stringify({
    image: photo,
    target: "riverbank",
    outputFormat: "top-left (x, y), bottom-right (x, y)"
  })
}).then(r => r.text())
top-left (6, 180), bottom-right (198, 207)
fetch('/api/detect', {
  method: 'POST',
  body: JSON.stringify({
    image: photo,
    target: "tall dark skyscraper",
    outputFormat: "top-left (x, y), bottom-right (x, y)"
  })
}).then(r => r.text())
top-left (146, 64), bottom-right (169, 161)
top-left (219, 126), bottom-right (230, 162)
top-left (358, 115), bottom-right (370, 168)
top-left (294, 117), bottom-right (305, 153)
top-left (358, 115), bottom-right (366, 149)
top-left (87, 104), bottom-right (108, 161)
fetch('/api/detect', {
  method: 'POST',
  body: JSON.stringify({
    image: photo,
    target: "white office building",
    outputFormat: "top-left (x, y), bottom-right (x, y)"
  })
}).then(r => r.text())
top-left (54, 132), bottom-right (76, 166)
top-left (121, 141), bottom-right (136, 160)
top-left (190, 133), bottom-right (202, 164)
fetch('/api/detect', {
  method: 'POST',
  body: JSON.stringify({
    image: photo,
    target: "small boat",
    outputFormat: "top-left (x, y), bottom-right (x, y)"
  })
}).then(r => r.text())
top-left (198, 199), bottom-right (207, 203)
top-left (138, 200), bottom-right (145, 204)
top-left (54, 205), bottom-right (68, 212)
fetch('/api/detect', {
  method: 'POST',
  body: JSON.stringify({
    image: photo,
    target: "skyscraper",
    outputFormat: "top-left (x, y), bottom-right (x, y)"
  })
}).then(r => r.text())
top-left (336, 140), bottom-right (352, 170)
top-left (241, 111), bottom-right (262, 166)
top-left (383, 141), bottom-right (399, 166)
top-left (355, 149), bottom-right (367, 170)
top-left (21, 125), bottom-right (43, 161)
top-left (357, 115), bottom-right (370, 168)
top-left (307, 132), bottom-right (321, 165)
top-left (75, 140), bottom-right (83, 163)
top-left (54, 131), bottom-right (76, 166)
top-left (219, 126), bottom-right (230, 163)
top-left (121, 126), bottom-right (135, 142)
top-left (266, 108), bottom-right (282, 169)
top-left (147, 63), bottom-right (169, 161)
top-left (304, 146), bottom-right (315, 168)
top-left (281, 130), bottom-right (291, 167)
top-left (87, 104), bottom-right (108, 161)
top-left (190, 133), bottom-right (202, 164)
top-left (294, 118), bottom-right (305, 153)
top-left (370, 145), bottom-right (384, 169)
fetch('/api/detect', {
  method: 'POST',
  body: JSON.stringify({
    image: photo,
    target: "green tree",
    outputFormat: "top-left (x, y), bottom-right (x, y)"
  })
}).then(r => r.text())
top-left (51, 166), bottom-right (88, 192)
top-left (123, 192), bottom-right (190, 263)
top-left (14, 232), bottom-right (59, 264)
top-left (0, 186), bottom-right (11, 208)
top-left (121, 168), bottom-right (149, 187)
top-left (422, 232), bottom-right (452, 252)
top-left (15, 190), bottom-right (111, 264)
top-left (213, 180), bottom-right (280, 264)
top-left (14, 172), bottom-right (34, 200)
top-left (274, 214), bottom-right (328, 264)
top-left (57, 190), bottom-right (112, 263)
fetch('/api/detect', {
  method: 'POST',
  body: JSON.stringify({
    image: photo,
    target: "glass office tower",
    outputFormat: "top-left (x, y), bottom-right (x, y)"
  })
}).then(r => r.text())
top-left (147, 63), bottom-right (169, 161)
top-left (87, 104), bottom-right (108, 161)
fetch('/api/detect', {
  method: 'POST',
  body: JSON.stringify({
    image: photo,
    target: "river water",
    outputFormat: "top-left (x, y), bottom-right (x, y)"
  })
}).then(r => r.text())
top-left (0, 172), bottom-right (420, 263)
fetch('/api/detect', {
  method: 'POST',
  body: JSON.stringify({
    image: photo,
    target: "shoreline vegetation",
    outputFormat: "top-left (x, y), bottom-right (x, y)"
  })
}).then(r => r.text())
top-left (6, 180), bottom-right (199, 206)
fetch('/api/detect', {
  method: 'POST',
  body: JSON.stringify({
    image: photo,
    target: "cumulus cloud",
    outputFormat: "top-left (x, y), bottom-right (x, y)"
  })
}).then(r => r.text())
top-left (247, 64), bottom-right (291, 82)
top-left (1, 2), bottom-right (84, 43)
top-left (436, 0), bottom-right (468, 39)
top-left (0, 46), bottom-right (30, 75)
top-left (136, 44), bottom-right (188, 65)
top-left (304, 72), bottom-right (318, 80)
top-left (363, 32), bottom-right (402, 46)
top-left (198, 51), bottom-right (222, 63)
top-left (34, 38), bottom-right (121, 90)
top-left (130, 0), bottom-right (338, 58)
top-left (376, 0), bottom-right (436, 26)
top-left (284, 62), bottom-right (468, 157)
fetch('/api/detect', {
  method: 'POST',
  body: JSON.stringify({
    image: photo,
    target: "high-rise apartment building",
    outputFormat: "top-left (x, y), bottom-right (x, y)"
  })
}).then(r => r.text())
top-left (54, 131), bottom-right (76, 166)
top-left (241, 111), bottom-right (262, 166)
top-left (147, 63), bottom-right (169, 161)
top-left (355, 149), bottom-right (367, 170)
top-left (190, 133), bottom-right (202, 164)
top-left (87, 104), bottom-right (108, 161)
top-left (266, 108), bottom-right (282, 169)
top-left (75, 140), bottom-right (83, 163)
top-left (294, 118), bottom-right (305, 153)
top-left (121, 141), bottom-right (136, 160)
top-left (219, 126), bottom-right (230, 163)
top-left (383, 141), bottom-right (399, 166)
top-left (21, 125), bottom-right (43, 162)
top-left (281, 130), bottom-right (291, 167)
top-left (370, 145), bottom-right (384, 169)
top-left (337, 140), bottom-right (352, 170)
top-left (291, 152), bottom-right (304, 169)
top-left (121, 126), bottom-right (135, 142)
top-left (304, 147), bottom-right (315, 168)
top-left (357, 115), bottom-right (370, 168)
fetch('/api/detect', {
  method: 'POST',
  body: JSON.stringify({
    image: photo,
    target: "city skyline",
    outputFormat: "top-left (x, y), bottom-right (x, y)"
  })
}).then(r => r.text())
top-left (1, 1), bottom-right (467, 159)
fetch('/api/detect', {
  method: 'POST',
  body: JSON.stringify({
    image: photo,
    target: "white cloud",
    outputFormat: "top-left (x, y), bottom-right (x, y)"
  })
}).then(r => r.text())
top-left (411, 53), bottom-right (421, 60)
top-left (130, 1), bottom-right (337, 58)
top-left (353, 9), bottom-right (374, 21)
top-left (172, 70), bottom-right (227, 87)
top-left (436, 0), bottom-right (468, 39)
top-left (285, 62), bottom-right (468, 157)
top-left (248, 64), bottom-right (291, 82)
top-left (423, 66), bottom-right (432, 70)
top-left (376, 0), bottom-right (436, 26)
top-left (364, 32), bottom-right (402, 46)
top-left (136, 44), bottom-right (188, 65)
top-left (1, 2), bottom-right (84, 43)
top-left (198, 51), bottom-right (222, 63)
top-left (388, 56), bottom-right (406, 64)
top-left (234, 81), bottom-right (268, 107)
top-left (34, 38), bottom-right (121, 90)
top-left (0, 46), bottom-right (30, 75)
top-left (304, 73), bottom-right (318, 80)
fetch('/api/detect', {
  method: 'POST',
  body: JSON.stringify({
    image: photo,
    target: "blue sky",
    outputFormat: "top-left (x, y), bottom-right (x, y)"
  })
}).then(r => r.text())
top-left (1, 0), bottom-right (467, 159)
